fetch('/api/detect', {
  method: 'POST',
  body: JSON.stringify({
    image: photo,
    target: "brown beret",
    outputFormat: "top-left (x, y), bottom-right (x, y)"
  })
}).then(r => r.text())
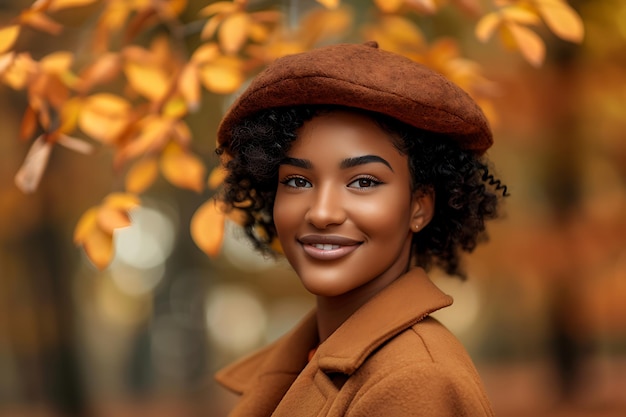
top-left (217, 41), bottom-right (492, 155)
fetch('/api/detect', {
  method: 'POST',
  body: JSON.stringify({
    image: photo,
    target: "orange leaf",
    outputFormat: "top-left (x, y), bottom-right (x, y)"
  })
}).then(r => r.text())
top-left (125, 157), bottom-right (159, 194)
top-left (191, 42), bottom-right (220, 64)
top-left (158, 0), bottom-right (187, 18)
top-left (0, 51), bottom-right (15, 75)
top-left (0, 25), bottom-right (20, 54)
top-left (48, 0), bottom-right (99, 11)
top-left (82, 226), bottom-right (114, 270)
top-left (14, 134), bottom-right (53, 194)
top-left (201, 15), bottom-right (223, 40)
top-left (20, 10), bottom-right (63, 35)
top-left (316, 0), bottom-right (341, 9)
top-left (103, 192), bottom-right (140, 211)
top-left (74, 206), bottom-right (98, 244)
top-left (124, 61), bottom-right (170, 102)
top-left (59, 96), bottom-right (82, 134)
top-left (97, 204), bottom-right (131, 234)
top-left (78, 93), bottom-right (131, 144)
top-left (475, 12), bottom-right (501, 42)
top-left (208, 165), bottom-right (227, 189)
top-left (76, 52), bottom-right (121, 93)
top-left (505, 22), bottom-right (545, 67)
top-left (190, 199), bottom-right (226, 258)
top-left (199, 1), bottom-right (239, 17)
top-left (119, 116), bottom-right (173, 161)
top-left (1, 53), bottom-right (34, 90)
top-left (40, 51), bottom-right (74, 74)
top-left (535, 0), bottom-right (584, 43)
top-left (178, 64), bottom-right (201, 112)
top-left (219, 12), bottom-right (250, 54)
top-left (160, 141), bottom-right (206, 192)
top-left (199, 57), bottom-right (243, 94)
top-left (19, 105), bottom-right (38, 141)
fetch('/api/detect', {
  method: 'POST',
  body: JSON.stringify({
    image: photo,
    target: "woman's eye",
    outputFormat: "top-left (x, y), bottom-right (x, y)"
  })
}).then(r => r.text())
top-left (284, 177), bottom-right (312, 188)
top-left (348, 177), bottom-right (380, 189)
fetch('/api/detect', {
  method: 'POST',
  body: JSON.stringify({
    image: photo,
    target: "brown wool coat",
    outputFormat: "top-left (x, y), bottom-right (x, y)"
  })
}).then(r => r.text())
top-left (216, 268), bottom-right (495, 416)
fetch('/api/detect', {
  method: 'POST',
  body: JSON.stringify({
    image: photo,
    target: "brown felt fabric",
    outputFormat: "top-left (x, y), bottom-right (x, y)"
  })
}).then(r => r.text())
top-left (216, 268), bottom-right (495, 417)
top-left (217, 41), bottom-right (493, 155)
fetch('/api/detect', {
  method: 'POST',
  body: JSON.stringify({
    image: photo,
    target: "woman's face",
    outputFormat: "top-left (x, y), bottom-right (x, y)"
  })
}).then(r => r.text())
top-left (273, 110), bottom-right (432, 300)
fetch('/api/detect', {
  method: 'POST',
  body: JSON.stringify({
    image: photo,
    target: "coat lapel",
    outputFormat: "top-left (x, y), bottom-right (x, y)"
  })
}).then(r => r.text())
top-left (315, 267), bottom-right (453, 375)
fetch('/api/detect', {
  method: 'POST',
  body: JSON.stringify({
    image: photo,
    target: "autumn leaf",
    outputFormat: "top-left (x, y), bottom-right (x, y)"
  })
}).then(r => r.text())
top-left (316, 0), bottom-right (341, 9)
top-left (103, 192), bottom-right (140, 211)
top-left (506, 22), bottom-right (545, 67)
top-left (82, 226), bottom-right (114, 270)
top-left (405, 0), bottom-right (439, 14)
top-left (96, 204), bottom-right (132, 234)
top-left (160, 141), bottom-right (206, 192)
top-left (125, 157), bottom-right (159, 194)
top-left (78, 93), bottom-right (131, 144)
top-left (124, 61), bottom-right (170, 102)
top-left (76, 52), bottom-right (121, 93)
top-left (0, 51), bottom-right (15, 75)
top-left (178, 63), bottom-right (201, 112)
top-left (198, 56), bottom-right (244, 94)
top-left (534, 0), bottom-right (584, 43)
top-left (48, 0), bottom-right (99, 12)
top-left (208, 165), bottom-right (227, 189)
top-left (57, 135), bottom-right (94, 154)
top-left (191, 199), bottom-right (226, 258)
top-left (74, 206), bottom-right (98, 244)
top-left (14, 134), bottom-right (53, 194)
top-left (0, 25), bottom-right (20, 54)
top-left (219, 12), bottom-right (250, 54)
top-left (19, 9), bottom-right (63, 35)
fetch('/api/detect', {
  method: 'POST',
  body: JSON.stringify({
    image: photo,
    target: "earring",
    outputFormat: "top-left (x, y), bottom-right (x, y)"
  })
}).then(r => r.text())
top-left (413, 224), bottom-right (419, 231)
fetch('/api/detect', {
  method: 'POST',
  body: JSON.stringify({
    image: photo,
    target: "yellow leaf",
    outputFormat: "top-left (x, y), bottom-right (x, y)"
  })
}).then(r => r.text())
top-left (48, 0), bottom-right (98, 11)
top-left (199, 1), bottom-right (239, 17)
top-left (219, 12), bottom-right (250, 54)
top-left (59, 96), bottom-right (82, 134)
top-left (505, 22), bottom-right (545, 67)
top-left (178, 64), bottom-right (201, 112)
top-left (57, 134), bottom-right (94, 154)
top-left (163, 97), bottom-right (188, 118)
top-left (82, 226), bottom-right (114, 270)
top-left (2, 53), bottom-right (35, 90)
top-left (501, 6), bottom-right (541, 24)
top-left (125, 157), bottom-right (159, 194)
top-left (160, 142), bottom-right (206, 192)
top-left (119, 116), bottom-right (173, 161)
top-left (191, 42), bottom-right (220, 64)
top-left (124, 61), bottom-right (170, 101)
top-left (103, 192), bottom-right (140, 210)
top-left (199, 57), bottom-right (243, 94)
top-left (208, 165), bottom-right (227, 189)
top-left (201, 15), bottom-right (223, 40)
top-left (76, 52), bottom-right (121, 93)
top-left (20, 10), bottom-right (63, 35)
top-left (299, 7), bottom-right (353, 46)
top-left (14, 135), bottom-right (53, 194)
top-left (74, 206), bottom-right (98, 244)
top-left (0, 25), bottom-right (20, 54)
top-left (475, 12), bottom-right (501, 42)
top-left (316, 0), bottom-right (340, 10)
top-left (405, 0), bottom-right (438, 14)
top-left (535, 0), bottom-right (584, 43)
top-left (190, 199), bottom-right (226, 258)
top-left (97, 204), bottom-right (131, 234)
top-left (0, 51), bottom-right (15, 75)
top-left (40, 51), bottom-right (74, 74)
top-left (78, 93), bottom-right (131, 143)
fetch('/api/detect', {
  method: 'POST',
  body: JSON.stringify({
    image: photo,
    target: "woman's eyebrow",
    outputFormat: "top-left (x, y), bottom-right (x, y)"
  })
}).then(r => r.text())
top-left (340, 155), bottom-right (393, 172)
top-left (280, 157), bottom-right (312, 169)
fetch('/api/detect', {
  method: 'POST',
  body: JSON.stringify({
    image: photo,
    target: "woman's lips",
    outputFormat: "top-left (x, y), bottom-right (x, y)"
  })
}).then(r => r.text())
top-left (298, 235), bottom-right (361, 260)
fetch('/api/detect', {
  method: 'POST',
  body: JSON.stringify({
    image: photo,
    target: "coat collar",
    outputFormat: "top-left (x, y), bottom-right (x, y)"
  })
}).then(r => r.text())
top-left (216, 268), bottom-right (452, 395)
top-left (315, 267), bottom-right (452, 375)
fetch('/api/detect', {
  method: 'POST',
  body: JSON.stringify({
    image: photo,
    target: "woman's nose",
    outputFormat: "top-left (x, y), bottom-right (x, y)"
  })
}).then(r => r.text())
top-left (304, 184), bottom-right (346, 229)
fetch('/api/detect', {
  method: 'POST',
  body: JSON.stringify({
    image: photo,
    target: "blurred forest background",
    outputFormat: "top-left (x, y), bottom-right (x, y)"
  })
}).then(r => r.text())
top-left (1, 0), bottom-right (626, 416)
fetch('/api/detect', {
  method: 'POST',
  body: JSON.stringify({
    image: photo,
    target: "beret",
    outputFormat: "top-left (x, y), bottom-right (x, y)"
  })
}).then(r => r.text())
top-left (217, 41), bottom-right (492, 155)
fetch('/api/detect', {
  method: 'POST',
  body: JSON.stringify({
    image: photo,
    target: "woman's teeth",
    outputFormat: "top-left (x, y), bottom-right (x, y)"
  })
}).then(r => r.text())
top-left (313, 244), bottom-right (340, 250)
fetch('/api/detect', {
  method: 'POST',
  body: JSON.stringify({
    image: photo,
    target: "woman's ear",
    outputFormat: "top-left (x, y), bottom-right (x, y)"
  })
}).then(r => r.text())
top-left (410, 189), bottom-right (435, 232)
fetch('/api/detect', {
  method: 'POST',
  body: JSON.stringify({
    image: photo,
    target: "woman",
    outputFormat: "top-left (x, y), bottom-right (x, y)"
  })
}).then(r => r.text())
top-left (214, 41), bottom-right (506, 416)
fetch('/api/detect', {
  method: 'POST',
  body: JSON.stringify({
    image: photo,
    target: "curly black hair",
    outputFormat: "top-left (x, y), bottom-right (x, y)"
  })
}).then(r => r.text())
top-left (216, 105), bottom-right (507, 278)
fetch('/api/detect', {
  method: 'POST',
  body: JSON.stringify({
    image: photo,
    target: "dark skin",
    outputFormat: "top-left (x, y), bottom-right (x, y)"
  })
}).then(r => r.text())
top-left (273, 110), bottom-right (434, 342)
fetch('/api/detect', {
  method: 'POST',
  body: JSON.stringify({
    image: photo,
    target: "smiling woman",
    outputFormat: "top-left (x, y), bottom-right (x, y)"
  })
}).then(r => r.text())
top-left (213, 42), bottom-right (507, 417)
